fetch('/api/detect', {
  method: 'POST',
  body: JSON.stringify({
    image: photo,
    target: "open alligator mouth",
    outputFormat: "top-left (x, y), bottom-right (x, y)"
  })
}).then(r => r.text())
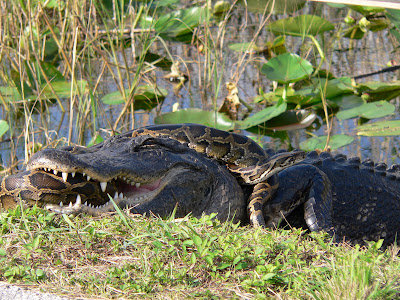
top-left (3, 166), bottom-right (181, 215)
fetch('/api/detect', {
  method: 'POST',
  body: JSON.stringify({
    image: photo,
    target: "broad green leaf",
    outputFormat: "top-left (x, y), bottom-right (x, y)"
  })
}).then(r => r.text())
top-left (313, 77), bottom-right (353, 100)
top-left (155, 7), bottom-right (206, 37)
top-left (228, 42), bottom-right (253, 52)
top-left (0, 86), bottom-right (23, 102)
top-left (349, 5), bottom-right (385, 16)
top-left (261, 53), bottom-right (313, 84)
top-left (300, 134), bottom-right (354, 151)
top-left (357, 120), bottom-right (400, 136)
top-left (154, 108), bottom-right (235, 131)
top-left (387, 9), bottom-right (400, 43)
top-left (295, 77), bottom-right (354, 107)
top-left (336, 101), bottom-right (395, 120)
top-left (356, 81), bottom-right (400, 101)
top-left (329, 94), bottom-right (364, 110)
top-left (101, 85), bottom-right (167, 110)
top-left (236, 98), bottom-right (287, 129)
top-left (267, 15), bottom-right (334, 36)
top-left (36, 61), bottom-right (65, 82)
top-left (41, 80), bottom-right (87, 99)
top-left (87, 134), bottom-right (104, 147)
top-left (0, 120), bottom-right (9, 138)
top-left (238, 0), bottom-right (306, 14)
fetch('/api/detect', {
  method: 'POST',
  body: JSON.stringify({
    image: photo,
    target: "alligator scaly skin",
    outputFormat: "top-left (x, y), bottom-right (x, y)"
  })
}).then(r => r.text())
top-left (262, 150), bottom-right (400, 247)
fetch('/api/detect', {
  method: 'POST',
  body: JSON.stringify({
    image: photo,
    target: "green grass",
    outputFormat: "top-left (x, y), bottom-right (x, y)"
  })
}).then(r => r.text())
top-left (0, 206), bottom-right (398, 299)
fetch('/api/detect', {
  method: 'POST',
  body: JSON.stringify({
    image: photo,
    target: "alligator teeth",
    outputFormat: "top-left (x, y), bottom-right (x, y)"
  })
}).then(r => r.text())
top-left (53, 170), bottom-right (58, 175)
top-left (69, 202), bottom-right (73, 207)
top-left (119, 192), bottom-right (124, 199)
top-left (71, 172), bottom-right (76, 178)
top-left (113, 192), bottom-right (119, 199)
top-left (87, 175), bottom-right (91, 181)
top-left (100, 182), bottom-right (107, 192)
top-left (135, 182), bottom-right (141, 188)
top-left (62, 172), bottom-right (68, 182)
top-left (84, 201), bottom-right (88, 206)
top-left (75, 194), bottom-right (82, 206)
top-left (82, 172), bottom-right (86, 177)
top-left (59, 201), bottom-right (63, 207)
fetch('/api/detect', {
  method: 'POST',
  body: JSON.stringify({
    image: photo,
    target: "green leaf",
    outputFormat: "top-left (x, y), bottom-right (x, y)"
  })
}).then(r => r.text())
top-left (228, 42), bottom-right (253, 52)
top-left (349, 5), bottom-right (385, 16)
top-left (236, 98), bottom-right (287, 129)
top-left (300, 135), bottom-right (354, 151)
top-left (387, 9), bottom-right (400, 43)
top-left (155, 7), bottom-right (206, 37)
top-left (267, 15), bottom-right (334, 36)
top-left (101, 85), bottom-right (167, 110)
top-left (87, 134), bottom-right (104, 147)
top-left (239, 0), bottom-right (306, 14)
top-left (329, 94), bottom-right (365, 110)
top-left (357, 120), bottom-right (400, 136)
top-left (204, 255), bottom-right (213, 265)
top-left (154, 108), bottom-right (235, 131)
top-left (0, 120), bottom-right (9, 138)
top-left (0, 86), bottom-right (23, 102)
top-left (261, 53), bottom-right (313, 84)
top-left (336, 101), bottom-right (395, 120)
top-left (41, 80), bottom-right (87, 99)
top-left (356, 81), bottom-right (400, 101)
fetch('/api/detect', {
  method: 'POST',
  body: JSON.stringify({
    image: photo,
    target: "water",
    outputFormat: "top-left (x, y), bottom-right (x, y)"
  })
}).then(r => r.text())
top-left (1, 2), bottom-right (400, 172)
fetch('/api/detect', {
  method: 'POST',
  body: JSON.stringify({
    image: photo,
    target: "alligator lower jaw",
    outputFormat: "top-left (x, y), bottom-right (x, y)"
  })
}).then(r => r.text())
top-left (33, 167), bottom-right (188, 215)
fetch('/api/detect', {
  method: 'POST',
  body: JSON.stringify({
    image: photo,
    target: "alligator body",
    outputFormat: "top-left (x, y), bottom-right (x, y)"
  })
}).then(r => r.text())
top-left (0, 124), bottom-right (399, 246)
top-left (266, 150), bottom-right (400, 247)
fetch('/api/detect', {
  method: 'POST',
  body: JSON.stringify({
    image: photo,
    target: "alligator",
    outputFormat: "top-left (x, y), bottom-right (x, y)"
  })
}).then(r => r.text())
top-left (0, 124), bottom-right (399, 247)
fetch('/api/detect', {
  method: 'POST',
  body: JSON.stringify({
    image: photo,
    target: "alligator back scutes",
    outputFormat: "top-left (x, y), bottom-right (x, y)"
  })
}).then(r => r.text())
top-left (304, 150), bottom-right (400, 179)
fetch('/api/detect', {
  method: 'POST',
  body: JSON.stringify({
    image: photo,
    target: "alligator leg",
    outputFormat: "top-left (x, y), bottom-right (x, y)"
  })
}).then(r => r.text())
top-left (262, 164), bottom-right (334, 233)
top-left (247, 174), bottom-right (279, 227)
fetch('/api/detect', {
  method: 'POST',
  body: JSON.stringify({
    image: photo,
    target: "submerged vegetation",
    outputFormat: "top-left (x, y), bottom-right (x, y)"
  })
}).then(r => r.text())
top-left (1, 0), bottom-right (400, 298)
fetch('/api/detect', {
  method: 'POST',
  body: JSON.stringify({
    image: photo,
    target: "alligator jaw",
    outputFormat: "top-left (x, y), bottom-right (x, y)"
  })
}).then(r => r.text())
top-left (34, 167), bottom-right (188, 215)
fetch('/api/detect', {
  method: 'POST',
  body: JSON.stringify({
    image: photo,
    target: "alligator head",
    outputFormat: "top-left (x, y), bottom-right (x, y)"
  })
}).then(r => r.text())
top-left (0, 134), bottom-right (246, 222)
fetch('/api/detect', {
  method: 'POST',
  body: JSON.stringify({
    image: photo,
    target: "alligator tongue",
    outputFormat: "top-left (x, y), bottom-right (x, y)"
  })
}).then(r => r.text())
top-left (117, 179), bottom-right (161, 195)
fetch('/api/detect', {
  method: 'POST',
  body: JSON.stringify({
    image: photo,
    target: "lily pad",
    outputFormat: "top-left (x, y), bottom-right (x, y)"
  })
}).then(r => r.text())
top-left (357, 120), bottom-right (400, 136)
top-left (155, 7), bottom-right (206, 38)
top-left (0, 120), bottom-right (9, 138)
top-left (236, 98), bottom-right (287, 129)
top-left (267, 15), bottom-right (334, 36)
top-left (336, 101), bottom-right (395, 120)
top-left (329, 94), bottom-right (364, 110)
top-left (300, 134), bottom-right (354, 151)
top-left (238, 0), bottom-right (306, 15)
top-left (356, 81), bottom-right (400, 101)
top-left (261, 53), bottom-right (313, 84)
top-left (41, 80), bottom-right (87, 99)
top-left (101, 85), bottom-right (167, 110)
top-left (154, 109), bottom-right (235, 131)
